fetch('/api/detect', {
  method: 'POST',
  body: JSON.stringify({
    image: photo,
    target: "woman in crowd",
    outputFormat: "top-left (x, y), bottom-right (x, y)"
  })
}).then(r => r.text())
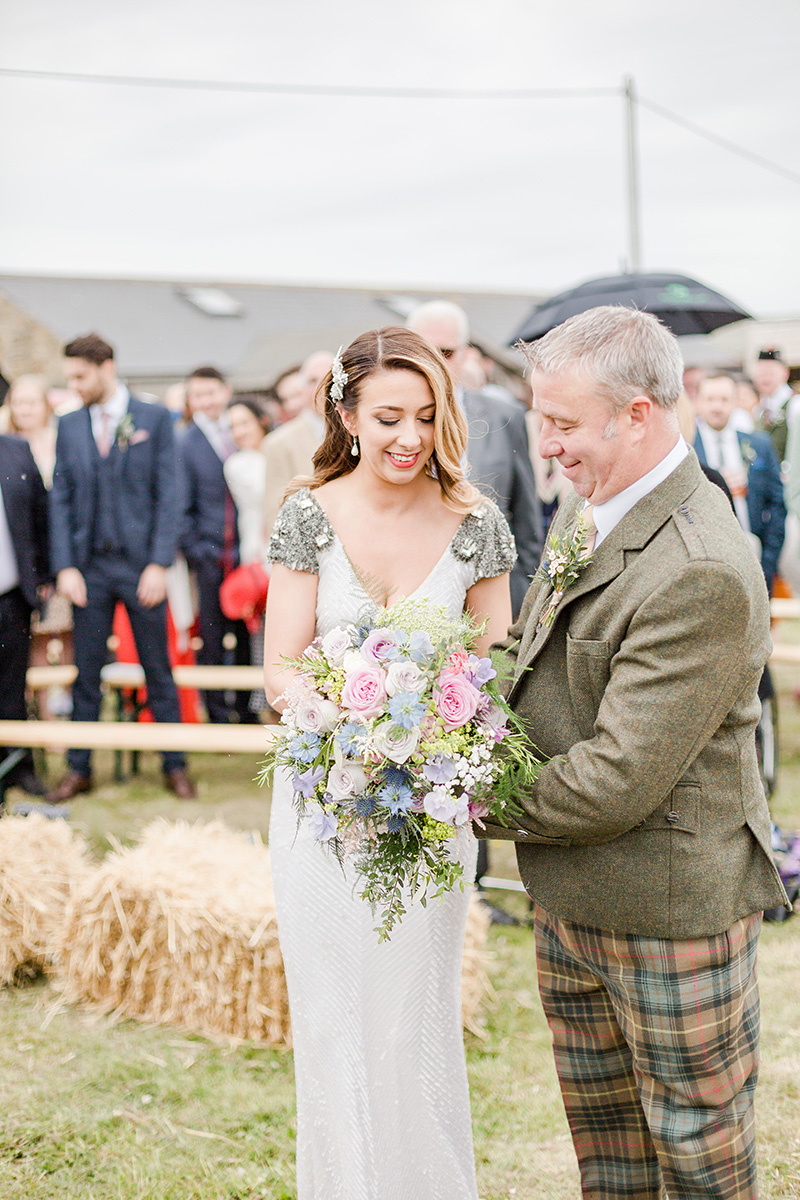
top-left (263, 327), bottom-right (515, 1200)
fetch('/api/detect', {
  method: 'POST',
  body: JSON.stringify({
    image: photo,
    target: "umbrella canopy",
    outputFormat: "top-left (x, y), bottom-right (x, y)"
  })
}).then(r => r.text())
top-left (511, 272), bottom-right (752, 343)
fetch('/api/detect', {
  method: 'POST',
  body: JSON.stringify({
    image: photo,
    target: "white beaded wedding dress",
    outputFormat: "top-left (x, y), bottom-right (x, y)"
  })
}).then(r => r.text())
top-left (268, 489), bottom-right (515, 1200)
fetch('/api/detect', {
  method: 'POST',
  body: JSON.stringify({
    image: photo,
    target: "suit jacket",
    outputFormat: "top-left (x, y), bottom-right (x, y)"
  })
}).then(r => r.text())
top-left (0, 434), bottom-right (50, 606)
top-left (50, 397), bottom-right (179, 575)
top-left (485, 450), bottom-right (785, 938)
top-left (261, 411), bottom-right (322, 542)
top-left (178, 420), bottom-right (238, 569)
top-left (462, 389), bottom-right (542, 614)
top-left (693, 427), bottom-right (786, 589)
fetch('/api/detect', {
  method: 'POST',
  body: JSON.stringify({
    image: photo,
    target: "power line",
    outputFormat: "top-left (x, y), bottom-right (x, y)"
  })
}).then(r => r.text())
top-left (637, 93), bottom-right (800, 185)
top-left (0, 66), bottom-right (617, 101)
top-left (2, 65), bottom-right (797, 185)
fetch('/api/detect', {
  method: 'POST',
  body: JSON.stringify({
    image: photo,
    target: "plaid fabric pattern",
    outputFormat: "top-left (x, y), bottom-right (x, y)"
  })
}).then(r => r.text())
top-left (535, 905), bottom-right (761, 1199)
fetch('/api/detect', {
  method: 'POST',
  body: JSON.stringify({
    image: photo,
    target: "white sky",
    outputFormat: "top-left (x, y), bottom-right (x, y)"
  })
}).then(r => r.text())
top-left (2, 0), bottom-right (799, 316)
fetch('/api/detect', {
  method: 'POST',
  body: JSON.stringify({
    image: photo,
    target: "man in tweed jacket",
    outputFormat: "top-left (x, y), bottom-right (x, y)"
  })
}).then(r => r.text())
top-left (484, 307), bottom-right (787, 1199)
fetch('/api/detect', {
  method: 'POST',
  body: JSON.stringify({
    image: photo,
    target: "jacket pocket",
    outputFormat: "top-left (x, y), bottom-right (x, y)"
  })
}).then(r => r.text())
top-left (638, 782), bottom-right (700, 833)
top-left (566, 634), bottom-right (612, 735)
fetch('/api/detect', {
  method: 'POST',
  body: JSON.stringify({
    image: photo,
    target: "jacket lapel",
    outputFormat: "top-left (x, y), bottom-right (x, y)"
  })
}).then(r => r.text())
top-left (511, 451), bottom-right (703, 686)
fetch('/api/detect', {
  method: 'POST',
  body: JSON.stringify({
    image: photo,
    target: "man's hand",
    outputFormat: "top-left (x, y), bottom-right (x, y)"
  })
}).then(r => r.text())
top-left (57, 568), bottom-right (87, 608)
top-left (137, 563), bottom-right (168, 608)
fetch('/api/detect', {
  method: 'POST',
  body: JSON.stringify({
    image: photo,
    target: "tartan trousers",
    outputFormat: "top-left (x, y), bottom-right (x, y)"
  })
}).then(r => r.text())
top-left (534, 905), bottom-right (762, 1199)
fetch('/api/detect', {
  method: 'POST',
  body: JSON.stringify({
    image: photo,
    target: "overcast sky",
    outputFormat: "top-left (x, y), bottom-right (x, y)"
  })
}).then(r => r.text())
top-left (2, 0), bottom-right (799, 316)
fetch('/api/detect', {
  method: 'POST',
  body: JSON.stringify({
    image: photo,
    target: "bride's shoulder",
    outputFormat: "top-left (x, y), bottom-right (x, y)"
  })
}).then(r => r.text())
top-left (451, 497), bottom-right (517, 579)
top-left (267, 487), bottom-right (335, 573)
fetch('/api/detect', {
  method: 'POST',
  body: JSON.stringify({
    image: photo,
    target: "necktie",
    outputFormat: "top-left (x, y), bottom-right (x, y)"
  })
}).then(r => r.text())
top-left (582, 504), bottom-right (597, 555)
top-left (716, 433), bottom-right (726, 471)
top-left (98, 411), bottom-right (112, 458)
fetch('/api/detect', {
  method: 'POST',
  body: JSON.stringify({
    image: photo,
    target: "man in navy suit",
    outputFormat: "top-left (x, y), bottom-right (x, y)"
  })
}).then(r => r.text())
top-left (0, 434), bottom-right (50, 803)
top-left (178, 366), bottom-right (254, 724)
top-left (47, 334), bottom-right (195, 801)
top-left (693, 371), bottom-right (786, 591)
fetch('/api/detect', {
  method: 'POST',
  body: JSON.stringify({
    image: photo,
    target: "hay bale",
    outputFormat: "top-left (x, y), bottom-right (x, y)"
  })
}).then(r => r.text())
top-left (461, 893), bottom-right (491, 1035)
top-left (0, 813), bottom-right (91, 985)
top-left (56, 819), bottom-right (291, 1046)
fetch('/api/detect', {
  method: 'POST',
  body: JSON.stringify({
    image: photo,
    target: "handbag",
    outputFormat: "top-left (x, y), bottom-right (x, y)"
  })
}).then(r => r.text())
top-left (219, 563), bottom-right (270, 634)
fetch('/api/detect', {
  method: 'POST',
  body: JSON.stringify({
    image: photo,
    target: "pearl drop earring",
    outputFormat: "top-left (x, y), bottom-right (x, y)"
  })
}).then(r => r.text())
top-left (351, 435), bottom-right (359, 457)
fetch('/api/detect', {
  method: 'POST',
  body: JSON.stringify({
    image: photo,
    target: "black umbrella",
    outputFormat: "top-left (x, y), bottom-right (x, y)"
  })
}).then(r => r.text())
top-left (511, 272), bottom-right (752, 343)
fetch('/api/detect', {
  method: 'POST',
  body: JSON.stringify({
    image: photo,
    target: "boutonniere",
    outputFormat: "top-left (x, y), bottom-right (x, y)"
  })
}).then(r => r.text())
top-left (739, 437), bottom-right (757, 465)
top-left (115, 412), bottom-right (137, 450)
top-left (536, 508), bottom-right (594, 628)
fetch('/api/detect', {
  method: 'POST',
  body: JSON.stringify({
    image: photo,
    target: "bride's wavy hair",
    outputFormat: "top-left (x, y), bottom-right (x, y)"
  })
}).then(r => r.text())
top-left (286, 326), bottom-right (481, 513)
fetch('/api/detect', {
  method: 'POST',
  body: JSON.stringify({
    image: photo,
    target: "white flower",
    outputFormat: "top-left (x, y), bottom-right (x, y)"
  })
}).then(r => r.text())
top-left (453, 793), bottom-right (470, 825)
top-left (385, 660), bottom-right (426, 696)
top-left (423, 787), bottom-right (457, 823)
top-left (327, 763), bottom-right (369, 801)
top-left (371, 722), bottom-right (420, 764)
top-left (342, 649), bottom-right (365, 673)
top-left (295, 693), bottom-right (339, 734)
top-left (321, 626), bottom-right (353, 667)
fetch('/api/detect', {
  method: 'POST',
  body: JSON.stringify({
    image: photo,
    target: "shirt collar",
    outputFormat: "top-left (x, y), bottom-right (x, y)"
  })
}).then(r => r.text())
top-left (592, 436), bottom-right (689, 548)
top-left (93, 383), bottom-right (129, 422)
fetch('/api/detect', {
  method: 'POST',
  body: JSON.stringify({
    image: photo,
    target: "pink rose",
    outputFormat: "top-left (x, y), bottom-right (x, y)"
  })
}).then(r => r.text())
top-left (360, 628), bottom-right (397, 665)
top-left (434, 675), bottom-right (480, 731)
top-left (341, 664), bottom-right (388, 718)
top-left (442, 648), bottom-right (469, 675)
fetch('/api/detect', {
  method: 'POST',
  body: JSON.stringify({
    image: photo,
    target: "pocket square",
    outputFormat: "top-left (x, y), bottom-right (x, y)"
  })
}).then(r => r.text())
top-left (129, 429), bottom-right (150, 445)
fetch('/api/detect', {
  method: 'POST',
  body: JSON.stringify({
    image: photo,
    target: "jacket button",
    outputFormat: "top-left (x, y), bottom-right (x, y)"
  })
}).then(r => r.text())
top-left (666, 810), bottom-right (679, 824)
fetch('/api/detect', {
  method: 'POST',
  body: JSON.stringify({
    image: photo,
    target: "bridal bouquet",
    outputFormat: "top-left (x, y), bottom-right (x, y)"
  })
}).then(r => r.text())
top-left (259, 598), bottom-right (542, 939)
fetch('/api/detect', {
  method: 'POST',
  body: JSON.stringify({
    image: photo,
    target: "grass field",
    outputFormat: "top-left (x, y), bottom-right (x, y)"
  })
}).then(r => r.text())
top-left (1, 662), bottom-right (799, 1199)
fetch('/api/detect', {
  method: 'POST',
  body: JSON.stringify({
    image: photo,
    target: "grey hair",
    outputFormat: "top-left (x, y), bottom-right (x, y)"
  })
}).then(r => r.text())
top-left (406, 300), bottom-right (470, 347)
top-left (521, 305), bottom-right (684, 411)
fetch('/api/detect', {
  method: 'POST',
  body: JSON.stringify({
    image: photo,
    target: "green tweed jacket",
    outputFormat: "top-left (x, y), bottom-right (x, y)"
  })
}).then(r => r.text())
top-left (486, 450), bottom-right (787, 938)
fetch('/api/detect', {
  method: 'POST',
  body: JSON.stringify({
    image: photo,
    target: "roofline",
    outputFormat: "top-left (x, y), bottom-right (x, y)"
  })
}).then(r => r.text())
top-left (0, 268), bottom-right (537, 301)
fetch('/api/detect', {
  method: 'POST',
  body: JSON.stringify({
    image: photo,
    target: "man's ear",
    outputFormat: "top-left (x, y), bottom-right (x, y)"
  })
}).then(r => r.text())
top-left (628, 395), bottom-right (653, 444)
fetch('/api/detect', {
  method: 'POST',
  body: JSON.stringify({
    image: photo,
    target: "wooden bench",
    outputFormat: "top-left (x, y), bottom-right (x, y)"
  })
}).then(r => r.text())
top-left (0, 720), bottom-right (276, 754)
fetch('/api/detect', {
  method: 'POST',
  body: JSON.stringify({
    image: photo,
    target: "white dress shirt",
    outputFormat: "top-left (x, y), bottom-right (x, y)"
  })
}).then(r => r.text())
top-left (89, 384), bottom-right (129, 451)
top-left (760, 383), bottom-right (800, 430)
top-left (194, 411), bottom-right (236, 461)
top-left (696, 421), bottom-right (751, 533)
top-left (591, 436), bottom-right (690, 549)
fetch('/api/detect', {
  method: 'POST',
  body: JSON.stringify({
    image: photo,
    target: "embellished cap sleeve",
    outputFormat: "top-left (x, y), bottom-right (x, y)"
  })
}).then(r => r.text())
top-left (267, 488), bottom-right (334, 574)
top-left (451, 500), bottom-right (516, 582)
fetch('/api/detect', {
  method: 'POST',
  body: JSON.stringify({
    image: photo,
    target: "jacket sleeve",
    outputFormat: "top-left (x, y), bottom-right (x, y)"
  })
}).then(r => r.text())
top-left (25, 442), bottom-right (51, 587)
top-left (49, 423), bottom-right (76, 575)
top-left (502, 558), bottom-right (769, 846)
top-left (149, 408), bottom-right (179, 567)
top-left (505, 407), bottom-right (543, 613)
top-left (755, 437), bottom-right (786, 592)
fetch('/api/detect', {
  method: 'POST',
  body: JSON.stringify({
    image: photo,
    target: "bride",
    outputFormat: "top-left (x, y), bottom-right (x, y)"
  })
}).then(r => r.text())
top-left (263, 326), bottom-right (515, 1200)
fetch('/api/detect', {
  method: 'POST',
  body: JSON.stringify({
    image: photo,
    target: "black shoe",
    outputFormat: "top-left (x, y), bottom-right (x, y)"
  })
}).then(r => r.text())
top-left (6, 767), bottom-right (48, 797)
top-left (478, 898), bottom-right (521, 926)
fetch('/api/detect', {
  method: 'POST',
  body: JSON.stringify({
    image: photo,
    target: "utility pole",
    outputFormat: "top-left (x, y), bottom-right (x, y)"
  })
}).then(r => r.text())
top-left (624, 75), bottom-right (642, 273)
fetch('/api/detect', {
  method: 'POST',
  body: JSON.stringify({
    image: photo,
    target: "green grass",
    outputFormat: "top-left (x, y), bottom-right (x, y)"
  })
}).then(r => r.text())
top-left (2, 667), bottom-right (800, 1199)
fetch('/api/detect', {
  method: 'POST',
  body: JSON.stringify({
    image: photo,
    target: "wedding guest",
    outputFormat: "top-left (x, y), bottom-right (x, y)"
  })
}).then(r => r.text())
top-left (264, 327), bottom-right (514, 1200)
top-left (681, 364), bottom-right (706, 403)
top-left (5, 374), bottom-right (58, 487)
top-left (47, 334), bottom-right (195, 802)
top-left (693, 371), bottom-right (785, 591)
top-left (484, 306), bottom-right (786, 1200)
top-left (735, 374), bottom-right (759, 431)
top-left (5, 375), bottom-right (74, 719)
top-left (406, 300), bottom-right (541, 617)
top-left (178, 366), bottom-right (254, 725)
top-left (273, 365), bottom-right (306, 420)
top-left (223, 396), bottom-right (272, 718)
top-left (0, 433), bottom-right (50, 803)
top-left (754, 346), bottom-right (799, 463)
top-left (261, 351), bottom-right (333, 541)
